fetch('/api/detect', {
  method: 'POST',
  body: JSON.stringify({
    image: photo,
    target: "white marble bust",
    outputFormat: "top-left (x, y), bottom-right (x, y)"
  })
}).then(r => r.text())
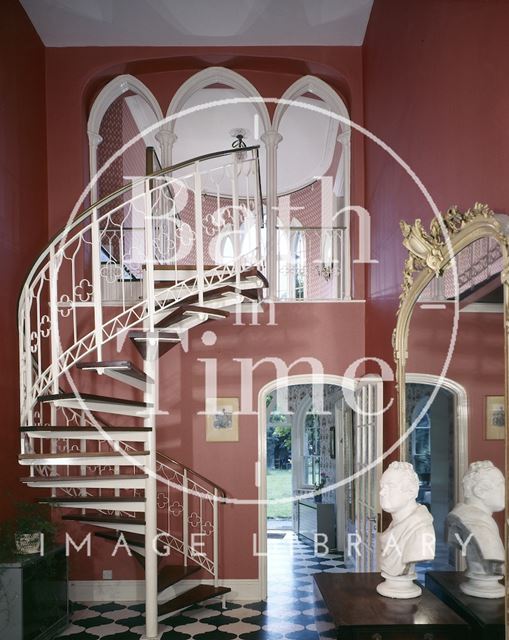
top-left (446, 460), bottom-right (505, 598)
top-left (376, 461), bottom-right (435, 599)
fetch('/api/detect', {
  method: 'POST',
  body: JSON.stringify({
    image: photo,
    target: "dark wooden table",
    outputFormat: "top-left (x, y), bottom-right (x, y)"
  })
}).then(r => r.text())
top-left (314, 572), bottom-right (470, 640)
top-left (425, 571), bottom-right (504, 640)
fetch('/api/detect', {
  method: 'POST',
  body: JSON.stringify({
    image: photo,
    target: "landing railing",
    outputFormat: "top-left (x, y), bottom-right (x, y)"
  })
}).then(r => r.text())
top-left (276, 225), bottom-right (346, 300)
top-left (19, 146), bottom-right (263, 426)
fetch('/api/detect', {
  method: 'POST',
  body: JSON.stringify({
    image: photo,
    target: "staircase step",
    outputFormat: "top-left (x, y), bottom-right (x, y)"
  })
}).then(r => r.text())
top-left (158, 585), bottom-right (231, 618)
top-left (154, 267), bottom-right (268, 294)
top-left (21, 426), bottom-right (152, 442)
top-left (128, 331), bottom-right (181, 359)
top-left (155, 304), bottom-right (229, 330)
top-left (152, 264), bottom-right (223, 272)
top-left (76, 360), bottom-right (153, 391)
top-left (19, 450), bottom-right (149, 466)
top-left (38, 392), bottom-right (153, 417)
top-left (155, 285), bottom-right (257, 313)
top-left (62, 514), bottom-right (145, 534)
top-left (37, 496), bottom-right (146, 512)
top-left (158, 565), bottom-right (201, 592)
top-left (21, 474), bottom-right (148, 489)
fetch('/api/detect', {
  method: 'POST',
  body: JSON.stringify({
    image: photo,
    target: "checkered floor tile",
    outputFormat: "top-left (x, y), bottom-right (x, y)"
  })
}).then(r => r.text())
top-left (56, 532), bottom-right (345, 639)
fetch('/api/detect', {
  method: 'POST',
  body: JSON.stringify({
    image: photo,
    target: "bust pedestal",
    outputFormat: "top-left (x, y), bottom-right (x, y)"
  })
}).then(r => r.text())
top-left (460, 572), bottom-right (504, 599)
top-left (376, 571), bottom-right (422, 599)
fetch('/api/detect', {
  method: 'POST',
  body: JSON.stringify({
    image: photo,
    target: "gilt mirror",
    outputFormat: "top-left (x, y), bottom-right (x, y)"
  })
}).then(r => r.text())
top-left (393, 203), bottom-right (509, 619)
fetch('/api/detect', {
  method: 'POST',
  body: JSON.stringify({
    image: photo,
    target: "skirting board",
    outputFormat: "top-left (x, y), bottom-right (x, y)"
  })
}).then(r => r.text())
top-left (69, 579), bottom-right (262, 603)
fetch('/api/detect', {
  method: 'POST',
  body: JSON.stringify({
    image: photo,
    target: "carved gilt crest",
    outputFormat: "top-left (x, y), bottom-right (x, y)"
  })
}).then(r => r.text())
top-left (398, 203), bottom-right (500, 309)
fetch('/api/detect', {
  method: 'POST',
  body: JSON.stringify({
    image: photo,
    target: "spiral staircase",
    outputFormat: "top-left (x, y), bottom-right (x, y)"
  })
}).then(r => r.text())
top-left (17, 146), bottom-right (265, 638)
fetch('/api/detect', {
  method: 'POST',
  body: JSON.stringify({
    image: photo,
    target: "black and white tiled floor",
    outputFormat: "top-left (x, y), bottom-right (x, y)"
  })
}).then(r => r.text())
top-left (56, 532), bottom-right (346, 639)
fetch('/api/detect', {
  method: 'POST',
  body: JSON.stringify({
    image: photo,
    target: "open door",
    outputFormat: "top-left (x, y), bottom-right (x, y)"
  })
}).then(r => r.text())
top-left (345, 374), bottom-right (383, 571)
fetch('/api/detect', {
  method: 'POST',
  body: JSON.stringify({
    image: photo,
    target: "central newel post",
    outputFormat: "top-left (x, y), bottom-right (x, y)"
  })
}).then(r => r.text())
top-left (143, 176), bottom-right (160, 640)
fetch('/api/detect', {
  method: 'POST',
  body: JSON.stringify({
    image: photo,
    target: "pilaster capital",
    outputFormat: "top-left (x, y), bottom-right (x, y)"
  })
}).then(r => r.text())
top-left (87, 130), bottom-right (103, 148)
top-left (155, 129), bottom-right (178, 147)
top-left (337, 128), bottom-right (351, 146)
top-left (261, 130), bottom-right (283, 148)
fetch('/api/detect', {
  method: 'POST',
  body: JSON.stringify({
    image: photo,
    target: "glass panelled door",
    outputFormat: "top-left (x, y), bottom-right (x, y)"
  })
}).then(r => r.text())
top-left (346, 375), bottom-right (383, 572)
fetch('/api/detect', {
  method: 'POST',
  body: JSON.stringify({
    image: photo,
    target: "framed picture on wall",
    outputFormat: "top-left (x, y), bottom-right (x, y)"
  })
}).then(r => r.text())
top-left (206, 397), bottom-right (239, 442)
top-left (485, 395), bottom-right (505, 440)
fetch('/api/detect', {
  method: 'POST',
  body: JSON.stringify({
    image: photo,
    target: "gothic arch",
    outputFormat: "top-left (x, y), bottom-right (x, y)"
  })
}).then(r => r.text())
top-left (165, 66), bottom-right (271, 135)
top-left (87, 74), bottom-right (163, 200)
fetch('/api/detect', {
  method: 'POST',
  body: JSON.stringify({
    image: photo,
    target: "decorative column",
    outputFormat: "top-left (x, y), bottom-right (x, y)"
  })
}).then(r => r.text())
top-left (337, 128), bottom-right (351, 300)
top-left (261, 130), bottom-right (282, 299)
top-left (155, 128), bottom-right (178, 168)
top-left (87, 131), bottom-right (103, 204)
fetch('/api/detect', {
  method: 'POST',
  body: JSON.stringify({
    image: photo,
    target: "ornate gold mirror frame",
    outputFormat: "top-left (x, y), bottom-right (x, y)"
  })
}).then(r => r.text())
top-left (393, 203), bottom-right (509, 623)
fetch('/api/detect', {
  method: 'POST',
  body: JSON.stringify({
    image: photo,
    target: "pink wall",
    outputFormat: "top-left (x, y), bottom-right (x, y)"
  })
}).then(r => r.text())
top-left (165, 303), bottom-right (366, 578)
top-left (408, 306), bottom-right (505, 471)
top-left (58, 302), bottom-right (365, 580)
top-left (39, 47), bottom-right (369, 580)
top-left (363, 0), bottom-right (509, 456)
top-left (0, 1), bottom-right (48, 517)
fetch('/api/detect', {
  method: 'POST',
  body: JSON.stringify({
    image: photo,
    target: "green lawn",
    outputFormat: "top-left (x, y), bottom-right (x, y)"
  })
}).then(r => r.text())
top-left (267, 469), bottom-right (293, 519)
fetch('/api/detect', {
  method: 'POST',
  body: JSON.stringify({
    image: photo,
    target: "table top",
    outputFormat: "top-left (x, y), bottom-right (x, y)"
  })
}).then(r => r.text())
top-left (426, 571), bottom-right (505, 628)
top-left (314, 572), bottom-right (469, 630)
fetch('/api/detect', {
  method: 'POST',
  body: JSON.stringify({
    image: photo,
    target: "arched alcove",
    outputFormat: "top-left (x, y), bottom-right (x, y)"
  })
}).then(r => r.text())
top-left (87, 74), bottom-right (163, 201)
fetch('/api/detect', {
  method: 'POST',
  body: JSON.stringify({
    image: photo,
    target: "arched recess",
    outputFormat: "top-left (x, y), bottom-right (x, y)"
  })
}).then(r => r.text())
top-left (272, 75), bottom-right (349, 133)
top-left (271, 76), bottom-right (352, 300)
top-left (87, 74), bottom-right (163, 201)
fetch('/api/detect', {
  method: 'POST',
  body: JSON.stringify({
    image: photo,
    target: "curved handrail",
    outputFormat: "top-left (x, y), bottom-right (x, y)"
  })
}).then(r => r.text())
top-left (157, 450), bottom-right (227, 498)
top-left (17, 145), bottom-right (260, 315)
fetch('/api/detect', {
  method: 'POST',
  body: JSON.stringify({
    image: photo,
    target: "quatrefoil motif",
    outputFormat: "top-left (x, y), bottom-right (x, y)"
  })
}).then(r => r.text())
top-left (30, 331), bottom-right (38, 353)
top-left (58, 294), bottom-right (71, 317)
top-left (157, 493), bottom-right (169, 510)
top-left (169, 500), bottom-right (183, 517)
top-left (40, 315), bottom-right (51, 338)
top-left (188, 512), bottom-right (202, 528)
top-left (75, 279), bottom-right (93, 301)
top-left (202, 521), bottom-right (214, 536)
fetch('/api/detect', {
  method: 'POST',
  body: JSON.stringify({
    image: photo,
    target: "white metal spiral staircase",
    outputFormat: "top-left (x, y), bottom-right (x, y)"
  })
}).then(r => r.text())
top-left (17, 146), bottom-right (266, 638)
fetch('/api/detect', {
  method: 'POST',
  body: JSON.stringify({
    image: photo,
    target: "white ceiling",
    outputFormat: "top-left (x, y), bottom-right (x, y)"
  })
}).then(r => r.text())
top-left (19, 0), bottom-right (374, 47)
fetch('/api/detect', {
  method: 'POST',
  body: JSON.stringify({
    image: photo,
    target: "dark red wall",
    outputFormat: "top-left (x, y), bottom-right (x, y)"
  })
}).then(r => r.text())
top-left (0, 1), bottom-right (48, 517)
top-left (363, 0), bottom-right (509, 456)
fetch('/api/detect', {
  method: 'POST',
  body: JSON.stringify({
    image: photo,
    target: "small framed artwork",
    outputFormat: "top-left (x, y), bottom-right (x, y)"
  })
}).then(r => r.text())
top-left (485, 395), bottom-right (505, 440)
top-left (206, 397), bottom-right (239, 442)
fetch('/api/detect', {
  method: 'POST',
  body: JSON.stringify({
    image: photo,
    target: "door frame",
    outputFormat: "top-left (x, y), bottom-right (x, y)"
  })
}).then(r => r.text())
top-left (405, 373), bottom-right (468, 506)
top-left (257, 374), bottom-right (356, 599)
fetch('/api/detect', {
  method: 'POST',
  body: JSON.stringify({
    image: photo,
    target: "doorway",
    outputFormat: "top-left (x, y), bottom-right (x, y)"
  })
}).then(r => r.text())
top-left (405, 375), bottom-right (468, 572)
top-left (257, 374), bottom-right (361, 599)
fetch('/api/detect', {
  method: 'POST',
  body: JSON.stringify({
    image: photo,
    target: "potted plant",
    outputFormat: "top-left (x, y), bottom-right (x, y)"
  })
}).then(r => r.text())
top-left (13, 502), bottom-right (57, 555)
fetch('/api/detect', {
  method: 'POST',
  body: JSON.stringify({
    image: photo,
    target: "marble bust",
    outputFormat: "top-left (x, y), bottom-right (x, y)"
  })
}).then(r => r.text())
top-left (446, 460), bottom-right (505, 598)
top-left (376, 461), bottom-right (436, 599)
